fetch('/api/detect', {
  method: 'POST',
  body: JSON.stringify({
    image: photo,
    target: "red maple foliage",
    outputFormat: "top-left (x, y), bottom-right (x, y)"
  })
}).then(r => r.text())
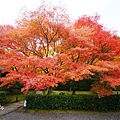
top-left (57, 15), bottom-right (120, 97)
top-left (0, 3), bottom-right (120, 97)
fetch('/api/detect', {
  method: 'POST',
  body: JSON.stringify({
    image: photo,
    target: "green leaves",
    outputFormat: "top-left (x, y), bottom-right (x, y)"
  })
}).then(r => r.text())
top-left (26, 94), bottom-right (120, 111)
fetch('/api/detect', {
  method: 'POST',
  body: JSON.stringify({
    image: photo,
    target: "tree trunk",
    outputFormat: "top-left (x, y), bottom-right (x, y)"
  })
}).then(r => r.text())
top-left (72, 81), bottom-right (77, 95)
top-left (47, 87), bottom-right (52, 95)
top-left (72, 88), bottom-right (76, 95)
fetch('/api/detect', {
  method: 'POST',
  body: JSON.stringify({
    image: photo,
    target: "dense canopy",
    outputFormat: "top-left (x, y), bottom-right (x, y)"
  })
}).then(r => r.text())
top-left (0, 2), bottom-right (120, 97)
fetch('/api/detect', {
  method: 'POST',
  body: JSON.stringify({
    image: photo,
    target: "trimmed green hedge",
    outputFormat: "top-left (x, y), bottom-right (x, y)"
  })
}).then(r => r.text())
top-left (0, 91), bottom-right (8, 105)
top-left (26, 94), bottom-right (120, 111)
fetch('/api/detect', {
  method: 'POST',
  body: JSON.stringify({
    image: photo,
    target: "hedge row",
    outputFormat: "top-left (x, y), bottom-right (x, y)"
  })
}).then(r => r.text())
top-left (26, 94), bottom-right (120, 111)
top-left (0, 91), bottom-right (8, 105)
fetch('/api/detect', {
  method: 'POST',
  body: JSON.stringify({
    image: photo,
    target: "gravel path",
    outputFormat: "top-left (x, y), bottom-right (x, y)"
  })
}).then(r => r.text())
top-left (1, 109), bottom-right (120, 120)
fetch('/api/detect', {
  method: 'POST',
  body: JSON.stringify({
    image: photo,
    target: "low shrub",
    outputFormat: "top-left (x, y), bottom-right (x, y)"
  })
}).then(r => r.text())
top-left (26, 94), bottom-right (120, 111)
top-left (0, 91), bottom-right (8, 105)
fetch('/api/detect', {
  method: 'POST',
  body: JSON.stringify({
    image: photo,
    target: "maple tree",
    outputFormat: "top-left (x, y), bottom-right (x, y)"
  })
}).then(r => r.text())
top-left (57, 15), bottom-right (120, 97)
top-left (0, 2), bottom-right (70, 93)
top-left (0, 2), bottom-right (120, 97)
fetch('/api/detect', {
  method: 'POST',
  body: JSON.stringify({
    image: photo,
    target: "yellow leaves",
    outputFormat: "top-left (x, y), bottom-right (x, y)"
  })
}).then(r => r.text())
top-left (60, 68), bottom-right (66, 73)
top-left (96, 61), bottom-right (120, 71)
top-left (74, 25), bottom-right (94, 39)
top-left (87, 65), bottom-right (108, 73)
top-left (114, 56), bottom-right (120, 62)
top-left (0, 4), bottom-right (120, 98)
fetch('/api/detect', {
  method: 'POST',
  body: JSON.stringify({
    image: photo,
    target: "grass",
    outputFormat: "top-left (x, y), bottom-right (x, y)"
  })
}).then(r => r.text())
top-left (6, 93), bottom-right (26, 103)
top-left (26, 109), bottom-right (95, 114)
top-left (52, 90), bottom-right (93, 95)
top-left (26, 109), bottom-right (108, 114)
top-left (112, 91), bottom-right (120, 94)
top-left (4, 90), bottom-right (35, 105)
top-left (52, 90), bottom-right (120, 95)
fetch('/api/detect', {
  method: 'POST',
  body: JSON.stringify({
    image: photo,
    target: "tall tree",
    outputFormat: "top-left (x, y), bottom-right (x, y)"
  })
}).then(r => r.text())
top-left (57, 15), bottom-right (120, 97)
top-left (0, 2), bottom-right (70, 93)
top-left (0, 3), bottom-right (120, 97)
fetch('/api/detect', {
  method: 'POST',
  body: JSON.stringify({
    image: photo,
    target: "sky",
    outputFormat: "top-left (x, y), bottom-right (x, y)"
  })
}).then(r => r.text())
top-left (0, 0), bottom-right (120, 35)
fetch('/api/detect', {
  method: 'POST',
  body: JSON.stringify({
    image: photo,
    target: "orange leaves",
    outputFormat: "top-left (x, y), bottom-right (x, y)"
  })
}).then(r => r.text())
top-left (55, 54), bottom-right (94, 81)
top-left (96, 61), bottom-right (120, 73)
top-left (0, 3), bottom-right (120, 98)
top-left (95, 61), bottom-right (120, 89)
top-left (14, 2), bottom-right (70, 58)
top-left (91, 82), bottom-right (113, 98)
top-left (74, 15), bottom-right (100, 27)
top-left (101, 76), bottom-right (120, 89)
top-left (55, 15), bottom-right (120, 97)
top-left (0, 71), bottom-right (21, 87)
